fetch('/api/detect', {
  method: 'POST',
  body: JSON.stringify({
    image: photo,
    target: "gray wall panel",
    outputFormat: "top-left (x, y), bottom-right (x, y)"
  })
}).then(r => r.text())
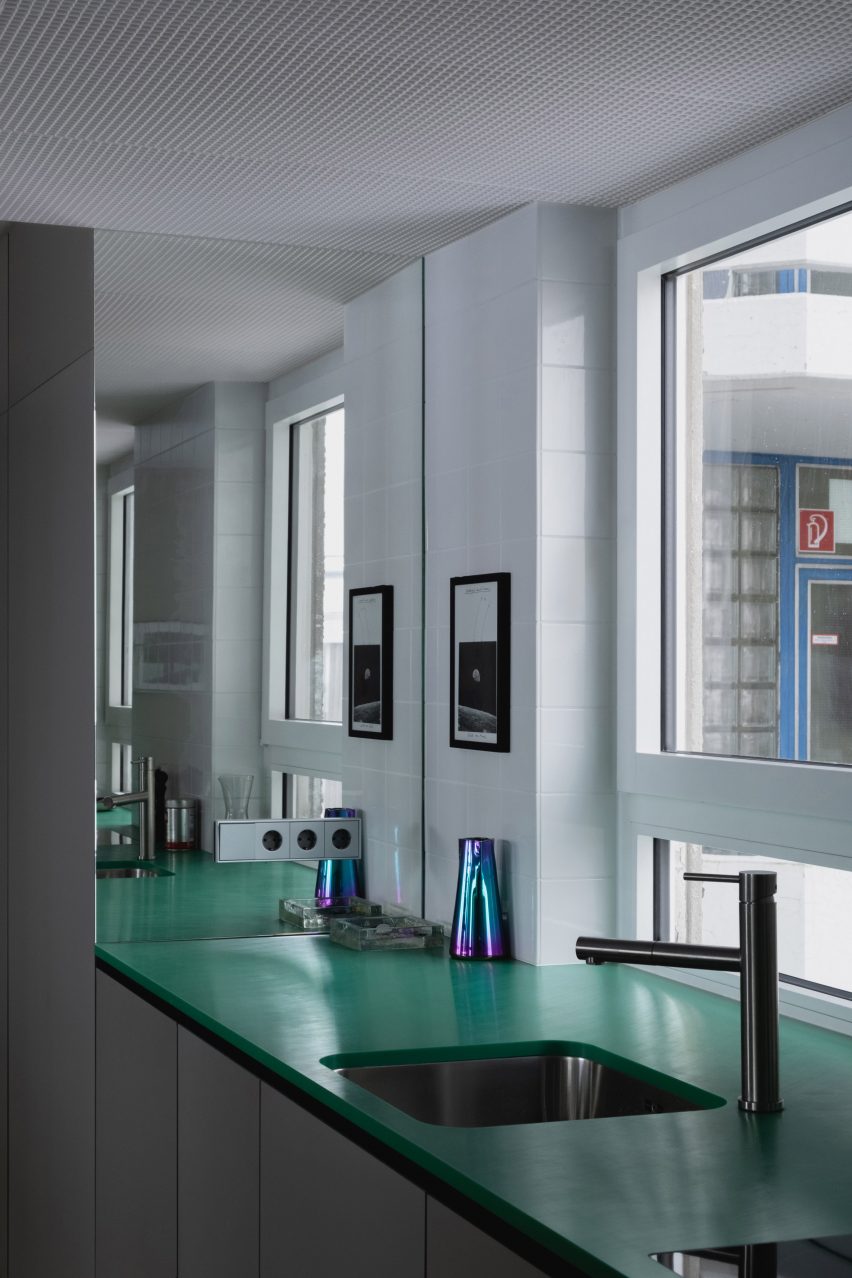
top-left (0, 234), bottom-right (7, 409)
top-left (96, 971), bottom-right (177, 1278)
top-left (260, 1083), bottom-right (425, 1278)
top-left (427, 1198), bottom-right (546, 1278)
top-left (8, 223), bottom-right (94, 406)
top-left (178, 1027), bottom-right (260, 1278)
top-left (7, 330), bottom-right (95, 1275)
top-left (0, 403), bottom-right (7, 1278)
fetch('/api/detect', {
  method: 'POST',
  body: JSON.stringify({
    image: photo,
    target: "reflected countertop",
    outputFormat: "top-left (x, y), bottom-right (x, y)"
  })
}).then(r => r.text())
top-left (96, 846), bottom-right (318, 941)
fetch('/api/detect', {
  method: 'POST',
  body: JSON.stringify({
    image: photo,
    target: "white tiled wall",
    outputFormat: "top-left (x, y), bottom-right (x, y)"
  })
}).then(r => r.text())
top-left (211, 382), bottom-right (266, 826)
top-left (133, 384), bottom-right (217, 833)
top-left (424, 206), bottom-right (541, 962)
top-left (132, 382), bottom-right (266, 844)
top-left (342, 263), bottom-right (423, 911)
top-left (537, 204), bottom-right (616, 965)
top-left (423, 204), bottom-right (617, 964)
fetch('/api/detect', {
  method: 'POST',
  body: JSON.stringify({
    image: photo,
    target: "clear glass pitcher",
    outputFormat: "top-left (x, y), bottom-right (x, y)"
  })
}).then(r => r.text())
top-left (218, 773), bottom-right (254, 820)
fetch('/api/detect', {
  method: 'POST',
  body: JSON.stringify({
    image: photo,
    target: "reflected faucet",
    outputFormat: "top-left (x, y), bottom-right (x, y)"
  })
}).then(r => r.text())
top-left (577, 870), bottom-right (783, 1114)
top-left (97, 756), bottom-right (157, 862)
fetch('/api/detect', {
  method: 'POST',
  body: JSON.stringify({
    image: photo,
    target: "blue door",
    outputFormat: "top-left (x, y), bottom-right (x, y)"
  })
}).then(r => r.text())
top-left (796, 566), bottom-right (852, 762)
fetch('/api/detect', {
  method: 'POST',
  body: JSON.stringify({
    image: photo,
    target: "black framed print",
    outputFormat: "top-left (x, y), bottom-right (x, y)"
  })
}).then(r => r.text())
top-left (450, 573), bottom-right (510, 752)
top-left (348, 586), bottom-right (393, 740)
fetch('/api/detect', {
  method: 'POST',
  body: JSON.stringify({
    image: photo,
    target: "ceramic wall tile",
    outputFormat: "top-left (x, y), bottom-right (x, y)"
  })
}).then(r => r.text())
top-left (214, 429), bottom-right (264, 484)
top-left (538, 876), bottom-right (614, 966)
top-left (213, 587), bottom-right (263, 642)
top-left (425, 205), bottom-right (538, 324)
top-left (540, 793), bottom-right (616, 879)
top-left (424, 849), bottom-right (459, 926)
top-left (426, 468), bottom-right (467, 550)
top-left (212, 639), bottom-right (261, 695)
top-left (499, 539), bottom-right (537, 622)
top-left (466, 461), bottom-right (502, 547)
top-left (503, 871), bottom-right (539, 965)
top-left (344, 261), bottom-right (422, 360)
top-left (386, 481), bottom-right (420, 558)
top-left (540, 536), bottom-right (615, 624)
top-left (540, 622), bottom-right (614, 709)
top-left (540, 365), bottom-right (614, 454)
top-left (214, 482), bottom-right (264, 537)
top-left (343, 267), bottom-right (424, 910)
top-left (541, 281), bottom-right (615, 370)
top-left (540, 707), bottom-right (615, 796)
top-left (214, 534), bottom-right (263, 593)
top-left (499, 450), bottom-right (537, 542)
top-left (540, 451), bottom-right (616, 540)
top-left (362, 488), bottom-right (388, 563)
top-left (214, 382), bottom-right (265, 432)
top-left (537, 205), bottom-right (617, 286)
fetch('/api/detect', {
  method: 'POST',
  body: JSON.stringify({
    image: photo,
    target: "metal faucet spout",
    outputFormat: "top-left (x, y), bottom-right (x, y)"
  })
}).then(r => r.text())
top-left (576, 869), bottom-right (783, 1114)
top-left (97, 756), bottom-right (157, 862)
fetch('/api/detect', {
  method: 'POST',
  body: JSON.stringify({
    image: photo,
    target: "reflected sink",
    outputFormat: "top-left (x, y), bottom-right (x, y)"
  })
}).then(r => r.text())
top-left (96, 862), bottom-right (174, 879)
top-left (330, 1047), bottom-right (723, 1127)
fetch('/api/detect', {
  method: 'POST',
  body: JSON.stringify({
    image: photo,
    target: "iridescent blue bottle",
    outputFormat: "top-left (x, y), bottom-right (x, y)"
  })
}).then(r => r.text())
top-left (450, 837), bottom-right (508, 959)
top-left (315, 807), bottom-right (364, 901)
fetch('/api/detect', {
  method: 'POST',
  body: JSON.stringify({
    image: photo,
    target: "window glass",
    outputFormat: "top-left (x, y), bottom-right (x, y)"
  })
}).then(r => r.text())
top-left (665, 208), bottom-right (852, 764)
top-left (659, 841), bottom-right (852, 998)
top-left (287, 408), bottom-right (344, 722)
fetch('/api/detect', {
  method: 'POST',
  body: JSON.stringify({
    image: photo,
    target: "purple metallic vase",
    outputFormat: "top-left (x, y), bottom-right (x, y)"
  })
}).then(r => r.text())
top-left (450, 837), bottom-right (508, 959)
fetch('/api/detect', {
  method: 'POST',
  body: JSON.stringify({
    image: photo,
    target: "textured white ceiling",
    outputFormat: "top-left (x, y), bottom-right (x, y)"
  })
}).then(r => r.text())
top-left (4, 0), bottom-right (852, 429)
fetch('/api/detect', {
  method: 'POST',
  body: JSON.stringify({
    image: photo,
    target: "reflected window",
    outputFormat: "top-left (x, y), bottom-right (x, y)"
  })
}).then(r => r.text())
top-left (287, 407), bottom-right (344, 723)
top-left (283, 773), bottom-right (342, 819)
top-left (107, 486), bottom-right (134, 708)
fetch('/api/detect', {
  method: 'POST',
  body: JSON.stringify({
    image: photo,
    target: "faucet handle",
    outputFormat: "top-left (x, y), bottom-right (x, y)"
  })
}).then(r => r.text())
top-left (683, 872), bottom-right (739, 883)
top-left (685, 869), bottom-right (777, 901)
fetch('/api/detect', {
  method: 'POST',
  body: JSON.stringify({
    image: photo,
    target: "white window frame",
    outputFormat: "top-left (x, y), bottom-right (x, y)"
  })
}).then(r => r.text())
top-left (106, 466), bottom-right (134, 722)
top-left (617, 103), bottom-right (852, 1031)
top-left (262, 371), bottom-right (344, 781)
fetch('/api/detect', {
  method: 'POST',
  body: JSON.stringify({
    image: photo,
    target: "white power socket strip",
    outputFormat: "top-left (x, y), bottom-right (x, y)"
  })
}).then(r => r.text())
top-left (214, 817), bottom-right (361, 863)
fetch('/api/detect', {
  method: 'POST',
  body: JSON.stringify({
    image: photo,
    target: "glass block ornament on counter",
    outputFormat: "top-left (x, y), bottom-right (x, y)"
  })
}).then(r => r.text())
top-left (278, 897), bottom-right (383, 930)
top-left (330, 915), bottom-right (445, 951)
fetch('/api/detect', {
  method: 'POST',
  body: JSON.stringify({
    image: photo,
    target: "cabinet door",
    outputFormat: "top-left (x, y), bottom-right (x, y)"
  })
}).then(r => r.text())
top-left (96, 970), bottom-right (177, 1278)
top-left (177, 1026), bottom-right (260, 1278)
top-left (427, 1197), bottom-right (547, 1278)
top-left (260, 1083), bottom-right (425, 1278)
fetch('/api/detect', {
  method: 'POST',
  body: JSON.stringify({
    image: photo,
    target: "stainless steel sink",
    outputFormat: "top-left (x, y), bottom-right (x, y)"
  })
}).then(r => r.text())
top-left (333, 1050), bottom-right (721, 1127)
top-left (96, 863), bottom-right (174, 879)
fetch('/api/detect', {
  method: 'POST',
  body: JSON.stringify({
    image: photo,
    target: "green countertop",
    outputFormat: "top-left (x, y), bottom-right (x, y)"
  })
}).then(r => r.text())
top-left (93, 933), bottom-right (852, 1278)
top-left (96, 847), bottom-right (318, 941)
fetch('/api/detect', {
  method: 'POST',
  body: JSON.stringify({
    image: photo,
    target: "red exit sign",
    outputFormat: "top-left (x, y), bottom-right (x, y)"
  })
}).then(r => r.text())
top-left (799, 509), bottom-right (835, 553)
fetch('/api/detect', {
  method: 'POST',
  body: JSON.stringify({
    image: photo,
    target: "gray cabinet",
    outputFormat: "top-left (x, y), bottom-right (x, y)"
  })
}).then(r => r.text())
top-left (95, 970), bottom-right (177, 1278)
top-left (177, 1026), bottom-right (260, 1278)
top-left (427, 1197), bottom-right (546, 1278)
top-left (260, 1083), bottom-right (425, 1278)
top-left (97, 974), bottom-right (557, 1278)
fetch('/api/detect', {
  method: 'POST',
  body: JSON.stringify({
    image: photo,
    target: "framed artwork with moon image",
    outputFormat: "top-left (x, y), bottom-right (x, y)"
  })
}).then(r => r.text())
top-left (449, 573), bottom-right (510, 751)
top-left (348, 585), bottom-right (393, 740)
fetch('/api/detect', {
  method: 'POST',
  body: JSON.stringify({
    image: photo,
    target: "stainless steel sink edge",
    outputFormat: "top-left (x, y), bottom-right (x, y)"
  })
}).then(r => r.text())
top-left (321, 1041), bottom-right (726, 1113)
top-left (322, 1044), bottom-right (726, 1128)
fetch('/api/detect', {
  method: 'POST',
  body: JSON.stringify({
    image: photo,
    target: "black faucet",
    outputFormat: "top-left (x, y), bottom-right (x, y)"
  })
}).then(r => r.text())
top-left (577, 870), bottom-right (783, 1114)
